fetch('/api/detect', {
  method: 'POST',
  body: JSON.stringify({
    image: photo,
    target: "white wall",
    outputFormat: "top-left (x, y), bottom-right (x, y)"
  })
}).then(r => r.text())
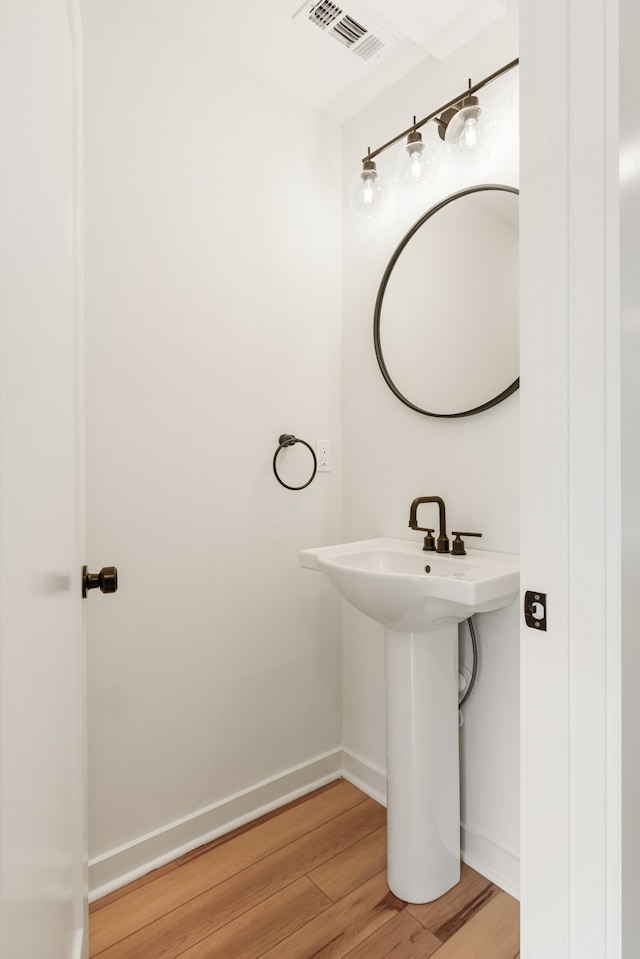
top-left (81, 0), bottom-right (343, 895)
top-left (341, 10), bottom-right (520, 893)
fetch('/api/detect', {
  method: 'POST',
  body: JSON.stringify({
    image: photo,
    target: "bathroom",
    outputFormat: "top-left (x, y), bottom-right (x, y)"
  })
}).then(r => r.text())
top-left (1, 0), bottom-right (638, 955)
top-left (83, 0), bottom-right (520, 900)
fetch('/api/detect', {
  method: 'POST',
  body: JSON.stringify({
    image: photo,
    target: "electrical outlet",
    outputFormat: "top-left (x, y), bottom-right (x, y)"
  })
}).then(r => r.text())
top-left (316, 440), bottom-right (331, 472)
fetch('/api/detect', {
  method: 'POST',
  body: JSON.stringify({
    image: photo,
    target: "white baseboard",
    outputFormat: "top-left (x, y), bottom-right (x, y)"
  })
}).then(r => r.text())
top-left (461, 822), bottom-right (520, 899)
top-left (89, 747), bottom-right (521, 903)
top-left (341, 748), bottom-right (387, 806)
top-left (88, 748), bottom-right (342, 901)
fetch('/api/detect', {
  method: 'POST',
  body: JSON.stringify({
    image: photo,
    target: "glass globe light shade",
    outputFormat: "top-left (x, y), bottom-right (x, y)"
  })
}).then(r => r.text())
top-left (393, 130), bottom-right (439, 191)
top-left (347, 159), bottom-right (389, 217)
top-left (444, 96), bottom-right (498, 165)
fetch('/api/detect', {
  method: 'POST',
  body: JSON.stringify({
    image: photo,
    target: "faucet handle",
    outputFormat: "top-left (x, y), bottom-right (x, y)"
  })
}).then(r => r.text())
top-left (409, 524), bottom-right (436, 551)
top-left (451, 531), bottom-right (482, 556)
top-left (421, 528), bottom-right (436, 552)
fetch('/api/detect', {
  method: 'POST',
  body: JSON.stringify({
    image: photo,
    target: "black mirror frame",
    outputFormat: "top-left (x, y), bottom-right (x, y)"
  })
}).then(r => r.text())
top-left (373, 183), bottom-right (520, 419)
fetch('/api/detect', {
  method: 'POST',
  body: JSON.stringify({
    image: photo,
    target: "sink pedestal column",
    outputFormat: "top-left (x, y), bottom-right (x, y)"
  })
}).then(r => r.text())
top-left (384, 625), bottom-right (460, 904)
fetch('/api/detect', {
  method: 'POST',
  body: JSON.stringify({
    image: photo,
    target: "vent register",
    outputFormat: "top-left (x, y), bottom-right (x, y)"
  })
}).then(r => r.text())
top-left (294, 0), bottom-right (391, 62)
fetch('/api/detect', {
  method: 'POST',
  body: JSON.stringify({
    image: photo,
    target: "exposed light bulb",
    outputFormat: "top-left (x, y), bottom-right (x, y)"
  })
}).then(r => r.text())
top-left (393, 128), bottom-right (439, 192)
top-left (408, 153), bottom-right (423, 180)
top-left (459, 116), bottom-right (479, 150)
top-left (443, 94), bottom-right (497, 165)
top-left (360, 172), bottom-right (376, 205)
top-left (347, 158), bottom-right (389, 217)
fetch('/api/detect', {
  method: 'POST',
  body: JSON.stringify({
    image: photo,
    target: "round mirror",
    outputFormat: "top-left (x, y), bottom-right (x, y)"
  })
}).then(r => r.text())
top-left (374, 184), bottom-right (519, 418)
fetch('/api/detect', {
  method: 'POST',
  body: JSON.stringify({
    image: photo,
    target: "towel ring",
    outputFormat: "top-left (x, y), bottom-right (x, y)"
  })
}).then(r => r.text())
top-left (273, 434), bottom-right (317, 491)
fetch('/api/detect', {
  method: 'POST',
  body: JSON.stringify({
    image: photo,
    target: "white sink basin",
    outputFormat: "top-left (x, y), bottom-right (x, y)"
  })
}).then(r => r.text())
top-left (299, 537), bottom-right (519, 632)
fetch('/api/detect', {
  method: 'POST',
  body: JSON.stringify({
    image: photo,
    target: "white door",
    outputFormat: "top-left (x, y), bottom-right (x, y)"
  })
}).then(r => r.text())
top-left (0, 2), bottom-right (87, 957)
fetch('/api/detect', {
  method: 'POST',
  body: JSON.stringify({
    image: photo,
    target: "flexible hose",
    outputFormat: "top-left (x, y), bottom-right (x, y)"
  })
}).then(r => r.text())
top-left (459, 616), bottom-right (478, 709)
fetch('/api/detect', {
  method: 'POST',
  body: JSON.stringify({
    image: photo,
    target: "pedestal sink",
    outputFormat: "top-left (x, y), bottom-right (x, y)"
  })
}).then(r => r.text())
top-left (299, 537), bottom-right (519, 904)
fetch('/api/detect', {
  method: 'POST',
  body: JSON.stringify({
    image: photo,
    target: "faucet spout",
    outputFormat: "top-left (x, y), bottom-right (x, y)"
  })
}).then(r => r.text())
top-left (408, 496), bottom-right (450, 553)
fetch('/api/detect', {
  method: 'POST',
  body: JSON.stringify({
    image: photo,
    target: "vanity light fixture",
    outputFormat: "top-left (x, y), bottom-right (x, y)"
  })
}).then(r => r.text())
top-left (349, 57), bottom-right (518, 217)
top-left (393, 120), bottom-right (440, 190)
top-left (347, 150), bottom-right (389, 217)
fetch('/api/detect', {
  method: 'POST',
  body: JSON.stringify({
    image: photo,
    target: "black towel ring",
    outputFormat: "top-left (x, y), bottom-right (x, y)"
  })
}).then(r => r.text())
top-left (273, 434), bottom-right (317, 491)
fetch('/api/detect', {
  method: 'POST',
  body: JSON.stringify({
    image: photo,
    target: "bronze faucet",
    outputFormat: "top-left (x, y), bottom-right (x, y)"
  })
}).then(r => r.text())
top-left (408, 496), bottom-right (450, 553)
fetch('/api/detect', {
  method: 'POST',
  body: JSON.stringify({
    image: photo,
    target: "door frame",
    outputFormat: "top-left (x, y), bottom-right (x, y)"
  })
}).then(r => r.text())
top-left (519, 0), bottom-right (632, 953)
top-left (69, 0), bottom-right (89, 952)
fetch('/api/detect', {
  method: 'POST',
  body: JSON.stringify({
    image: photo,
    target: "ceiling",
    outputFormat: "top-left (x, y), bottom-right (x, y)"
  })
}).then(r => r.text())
top-left (108, 0), bottom-right (510, 120)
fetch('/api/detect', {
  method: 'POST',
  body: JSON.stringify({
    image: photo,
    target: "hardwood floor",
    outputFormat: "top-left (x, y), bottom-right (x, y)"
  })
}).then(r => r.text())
top-left (89, 779), bottom-right (520, 959)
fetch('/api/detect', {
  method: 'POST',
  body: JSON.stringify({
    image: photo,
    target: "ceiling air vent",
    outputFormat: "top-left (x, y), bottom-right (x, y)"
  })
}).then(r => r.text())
top-left (294, 0), bottom-right (397, 64)
top-left (330, 13), bottom-right (367, 48)
top-left (353, 34), bottom-right (384, 61)
top-left (308, 0), bottom-right (342, 29)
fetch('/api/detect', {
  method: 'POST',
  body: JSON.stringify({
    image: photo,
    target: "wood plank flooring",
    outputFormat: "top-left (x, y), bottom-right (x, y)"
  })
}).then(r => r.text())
top-left (89, 779), bottom-right (520, 959)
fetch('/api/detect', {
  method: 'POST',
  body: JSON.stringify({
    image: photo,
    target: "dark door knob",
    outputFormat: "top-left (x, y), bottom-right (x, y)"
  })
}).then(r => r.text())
top-left (82, 565), bottom-right (118, 598)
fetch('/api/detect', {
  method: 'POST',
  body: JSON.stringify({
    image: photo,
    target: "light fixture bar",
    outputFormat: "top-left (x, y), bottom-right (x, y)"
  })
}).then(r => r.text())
top-left (361, 57), bottom-right (519, 165)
